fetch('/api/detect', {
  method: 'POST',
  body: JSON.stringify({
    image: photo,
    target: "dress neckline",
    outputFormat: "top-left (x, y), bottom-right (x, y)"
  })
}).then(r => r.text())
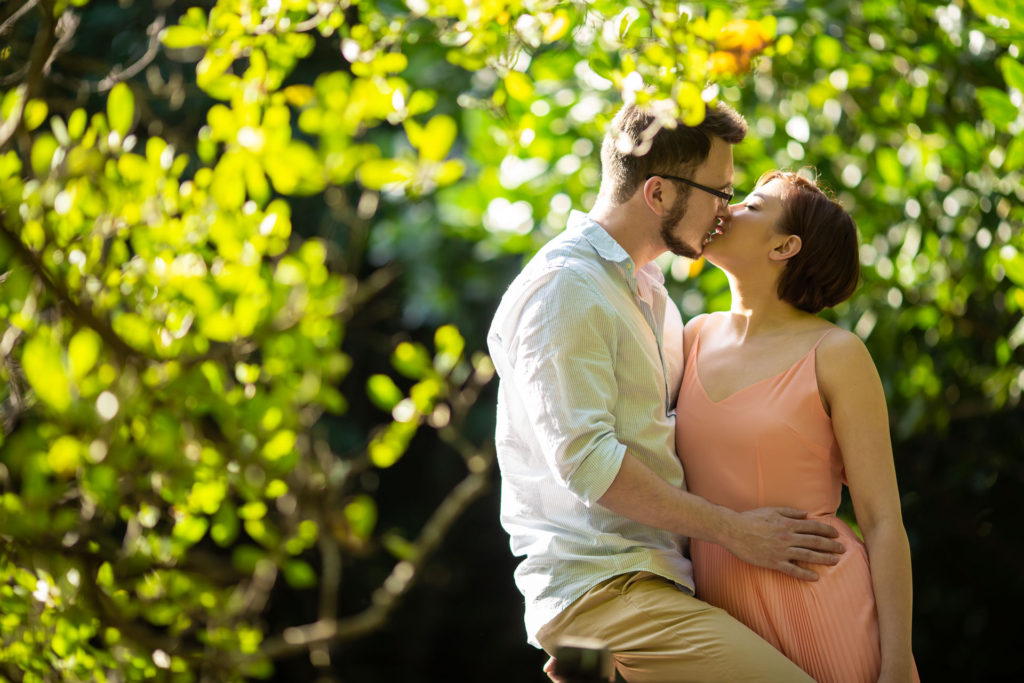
top-left (690, 319), bottom-right (834, 405)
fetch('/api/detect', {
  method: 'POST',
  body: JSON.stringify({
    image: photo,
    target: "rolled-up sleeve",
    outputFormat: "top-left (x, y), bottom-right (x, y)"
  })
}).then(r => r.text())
top-left (504, 269), bottom-right (625, 506)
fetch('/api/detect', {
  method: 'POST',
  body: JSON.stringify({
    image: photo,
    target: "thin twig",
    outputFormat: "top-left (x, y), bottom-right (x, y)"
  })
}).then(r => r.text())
top-left (0, 215), bottom-right (144, 363)
top-left (253, 464), bottom-right (492, 660)
top-left (0, 0), bottom-right (38, 36)
top-left (97, 15), bottom-right (165, 92)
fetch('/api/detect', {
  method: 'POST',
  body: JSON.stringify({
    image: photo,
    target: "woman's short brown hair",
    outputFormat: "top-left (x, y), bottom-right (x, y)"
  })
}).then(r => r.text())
top-left (759, 170), bottom-right (860, 313)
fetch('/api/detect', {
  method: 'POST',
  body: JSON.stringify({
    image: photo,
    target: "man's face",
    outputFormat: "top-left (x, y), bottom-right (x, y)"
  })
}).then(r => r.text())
top-left (658, 137), bottom-right (735, 259)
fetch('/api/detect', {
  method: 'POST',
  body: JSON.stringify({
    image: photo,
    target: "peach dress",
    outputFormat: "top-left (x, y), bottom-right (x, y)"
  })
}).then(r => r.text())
top-left (676, 321), bottom-right (920, 683)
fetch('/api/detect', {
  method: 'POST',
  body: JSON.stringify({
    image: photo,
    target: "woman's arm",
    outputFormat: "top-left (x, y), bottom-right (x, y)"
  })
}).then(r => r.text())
top-left (818, 331), bottom-right (915, 682)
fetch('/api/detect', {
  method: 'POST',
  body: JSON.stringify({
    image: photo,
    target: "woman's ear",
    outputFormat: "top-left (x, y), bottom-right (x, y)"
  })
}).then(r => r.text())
top-left (768, 234), bottom-right (802, 262)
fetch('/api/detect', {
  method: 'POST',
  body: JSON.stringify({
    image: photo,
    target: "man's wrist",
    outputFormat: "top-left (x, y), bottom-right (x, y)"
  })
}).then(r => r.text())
top-left (702, 500), bottom-right (742, 549)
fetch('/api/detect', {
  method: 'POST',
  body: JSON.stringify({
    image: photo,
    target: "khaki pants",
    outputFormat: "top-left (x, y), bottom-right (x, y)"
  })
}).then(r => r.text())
top-left (536, 572), bottom-right (814, 683)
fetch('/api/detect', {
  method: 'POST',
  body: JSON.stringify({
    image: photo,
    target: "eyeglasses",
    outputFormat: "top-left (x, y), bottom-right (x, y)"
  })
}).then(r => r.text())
top-left (646, 174), bottom-right (733, 204)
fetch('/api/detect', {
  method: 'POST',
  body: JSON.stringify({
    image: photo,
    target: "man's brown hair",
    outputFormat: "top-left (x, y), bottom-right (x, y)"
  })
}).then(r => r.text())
top-left (600, 102), bottom-right (748, 204)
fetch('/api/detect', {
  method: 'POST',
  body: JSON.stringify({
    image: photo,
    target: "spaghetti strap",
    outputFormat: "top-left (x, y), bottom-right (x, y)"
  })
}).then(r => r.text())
top-left (684, 315), bottom-right (712, 368)
top-left (810, 326), bottom-right (836, 351)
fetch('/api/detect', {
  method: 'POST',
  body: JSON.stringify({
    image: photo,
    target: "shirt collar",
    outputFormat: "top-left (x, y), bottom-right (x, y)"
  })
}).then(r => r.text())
top-left (568, 210), bottom-right (666, 286)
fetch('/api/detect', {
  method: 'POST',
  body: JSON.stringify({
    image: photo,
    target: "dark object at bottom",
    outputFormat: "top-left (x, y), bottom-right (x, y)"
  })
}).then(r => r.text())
top-left (553, 637), bottom-right (615, 683)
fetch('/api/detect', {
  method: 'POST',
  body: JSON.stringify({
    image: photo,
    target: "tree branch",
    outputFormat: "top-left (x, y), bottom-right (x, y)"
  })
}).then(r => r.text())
top-left (254, 463), bottom-right (492, 661)
top-left (0, 214), bottom-right (146, 364)
top-left (96, 15), bottom-right (165, 92)
top-left (0, 0), bottom-right (38, 37)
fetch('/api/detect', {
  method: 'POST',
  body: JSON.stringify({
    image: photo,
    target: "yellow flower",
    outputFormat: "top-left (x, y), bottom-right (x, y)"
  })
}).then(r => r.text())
top-left (708, 50), bottom-right (742, 75)
top-left (716, 19), bottom-right (771, 53)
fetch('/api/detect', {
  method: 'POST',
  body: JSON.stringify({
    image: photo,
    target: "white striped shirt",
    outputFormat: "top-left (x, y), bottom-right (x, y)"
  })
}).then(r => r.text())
top-left (488, 210), bottom-right (694, 646)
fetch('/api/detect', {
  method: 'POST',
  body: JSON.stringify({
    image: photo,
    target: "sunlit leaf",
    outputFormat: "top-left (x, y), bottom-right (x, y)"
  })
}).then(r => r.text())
top-left (977, 87), bottom-right (1019, 127)
top-left (68, 328), bottom-right (102, 382)
top-left (282, 559), bottom-right (316, 589)
top-left (504, 71), bottom-right (534, 102)
top-left (23, 100), bottom-right (47, 131)
top-left (367, 374), bottom-right (404, 411)
top-left (358, 158), bottom-right (415, 189)
top-left (343, 495), bottom-right (377, 539)
top-left (813, 34), bottom-right (842, 68)
top-left (22, 336), bottom-right (71, 412)
top-left (47, 436), bottom-right (82, 476)
top-left (1001, 56), bottom-right (1024, 92)
top-left (30, 134), bottom-right (58, 177)
top-left (262, 430), bottom-right (296, 461)
top-left (162, 25), bottom-right (207, 49)
top-left (107, 83), bottom-right (135, 135)
top-left (418, 115), bottom-right (458, 162)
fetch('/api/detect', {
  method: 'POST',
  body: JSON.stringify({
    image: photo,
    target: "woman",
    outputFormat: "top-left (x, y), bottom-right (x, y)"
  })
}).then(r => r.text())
top-left (675, 170), bottom-right (919, 682)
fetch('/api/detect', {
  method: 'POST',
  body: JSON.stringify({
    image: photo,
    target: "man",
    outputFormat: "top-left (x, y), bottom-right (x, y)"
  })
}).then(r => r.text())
top-left (487, 102), bottom-right (846, 682)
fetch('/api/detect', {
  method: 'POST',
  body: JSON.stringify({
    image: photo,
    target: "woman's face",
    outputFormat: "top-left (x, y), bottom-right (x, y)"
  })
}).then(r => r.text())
top-left (702, 177), bottom-right (788, 268)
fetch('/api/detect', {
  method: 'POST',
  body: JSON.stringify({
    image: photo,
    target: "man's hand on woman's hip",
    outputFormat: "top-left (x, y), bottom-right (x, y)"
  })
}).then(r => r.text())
top-left (722, 507), bottom-right (846, 581)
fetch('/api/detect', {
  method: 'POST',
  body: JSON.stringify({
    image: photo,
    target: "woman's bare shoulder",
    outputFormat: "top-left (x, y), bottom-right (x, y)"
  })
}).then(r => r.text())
top-left (817, 326), bottom-right (878, 381)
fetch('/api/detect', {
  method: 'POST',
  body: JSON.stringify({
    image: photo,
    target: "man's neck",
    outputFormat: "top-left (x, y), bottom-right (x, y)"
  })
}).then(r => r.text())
top-left (588, 196), bottom-right (663, 269)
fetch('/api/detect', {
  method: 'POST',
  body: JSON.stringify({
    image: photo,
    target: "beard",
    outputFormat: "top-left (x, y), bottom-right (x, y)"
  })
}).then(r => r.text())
top-left (659, 190), bottom-right (702, 260)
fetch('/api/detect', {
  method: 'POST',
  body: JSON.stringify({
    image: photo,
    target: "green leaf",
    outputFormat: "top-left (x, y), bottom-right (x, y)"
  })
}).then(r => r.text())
top-left (415, 115), bottom-right (458, 162)
top-left (358, 158), bottom-right (415, 189)
top-left (211, 503), bottom-right (239, 546)
top-left (504, 71), bottom-right (534, 102)
top-left (107, 83), bottom-right (135, 136)
top-left (262, 430), bottom-right (296, 461)
top-left (96, 562), bottom-right (114, 588)
top-left (813, 34), bottom-right (842, 68)
top-left (173, 515), bottom-right (209, 545)
top-left (67, 108), bottom-right (87, 139)
top-left (1005, 135), bottom-right (1024, 170)
top-left (392, 341), bottom-right (433, 379)
top-left (409, 378), bottom-right (442, 412)
top-left (368, 420), bottom-right (417, 468)
top-left (876, 147), bottom-right (904, 187)
top-left (22, 335), bottom-right (71, 411)
top-left (1002, 246), bottom-right (1024, 287)
top-left (967, 0), bottom-right (1024, 36)
top-left (265, 142), bottom-right (325, 195)
top-left (367, 374), bottom-right (404, 411)
top-left (977, 87), bottom-right (1019, 127)
top-left (433, 324), bottom-right (465, 374)
top-left (47, 436), bottom-right (82, 476)
top-left (68, 328), bottom-right (101, 382)
top-left (239, 501), bottom-right (267, 521)
top-left (23, 100), bottom-right (47, 131)
top-left (344, 495), bottom-right (377, 539)
top-left (161, 25), bottom-right (207, 49)
top-left (282, 560), bottom-right (317, 589)
top-left (382, 531), bottom-right (419, 561)
top-left (1002, 56), bottom-right (1024, 92)
top-left (30, 134), bottom-right (59, 177)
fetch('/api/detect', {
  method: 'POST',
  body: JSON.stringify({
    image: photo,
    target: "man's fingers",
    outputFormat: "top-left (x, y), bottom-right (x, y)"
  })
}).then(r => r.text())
top-left (543, 657), bottom-right (563, 683)
top-left (774, 507), bottom-right (809, 519)
top-left (777, 561), bottom-right (820, 582)
top-left (789, 518), bottom-right (841, 538)
top-left (792, 533), bottom-right (845, 554)
top-left (788, 547), bottom-right (841, 565)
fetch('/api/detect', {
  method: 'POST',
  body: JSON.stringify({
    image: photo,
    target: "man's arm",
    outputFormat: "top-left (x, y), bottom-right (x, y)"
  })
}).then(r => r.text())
top-left (598, 453), bottom-right (845, 581)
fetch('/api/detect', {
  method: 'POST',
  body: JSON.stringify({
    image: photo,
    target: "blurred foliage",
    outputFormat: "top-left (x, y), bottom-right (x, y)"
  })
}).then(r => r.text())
top-left (0, 0), bottom-right (1021, 680)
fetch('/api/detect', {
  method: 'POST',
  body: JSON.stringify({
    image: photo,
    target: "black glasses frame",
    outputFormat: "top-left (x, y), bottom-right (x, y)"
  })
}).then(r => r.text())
top-left (645, 174), bottom-right (733, 203)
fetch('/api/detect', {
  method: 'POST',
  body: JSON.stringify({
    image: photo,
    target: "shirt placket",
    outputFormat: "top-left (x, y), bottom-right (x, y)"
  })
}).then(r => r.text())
top-left (623, 264), bottom-right (672, 416)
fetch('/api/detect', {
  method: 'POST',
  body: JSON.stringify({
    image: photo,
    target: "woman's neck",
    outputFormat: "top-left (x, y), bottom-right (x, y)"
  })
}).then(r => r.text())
top-left (724, 272), bottom-right (808, 341)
